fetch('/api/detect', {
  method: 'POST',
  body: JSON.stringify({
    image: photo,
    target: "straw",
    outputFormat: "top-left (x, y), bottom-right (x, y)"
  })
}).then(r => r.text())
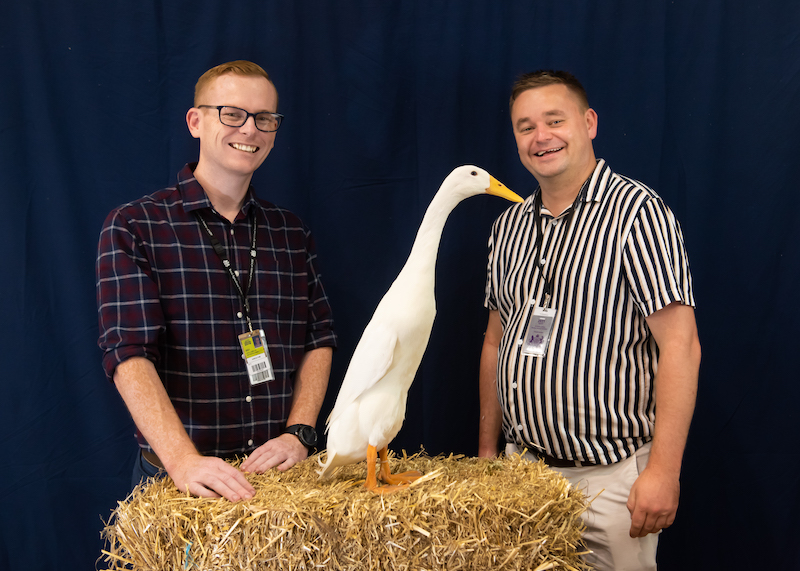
top-left (101, 452), bottom-right (590, 571)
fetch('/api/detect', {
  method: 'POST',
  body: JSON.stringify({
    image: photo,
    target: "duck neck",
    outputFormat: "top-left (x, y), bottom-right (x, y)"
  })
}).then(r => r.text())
top-left (398, 191), bottom-right (462, 286)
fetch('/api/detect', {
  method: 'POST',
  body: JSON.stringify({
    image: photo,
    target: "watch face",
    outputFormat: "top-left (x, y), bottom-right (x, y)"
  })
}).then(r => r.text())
top-left (298, 425), bottom-right (318, 447)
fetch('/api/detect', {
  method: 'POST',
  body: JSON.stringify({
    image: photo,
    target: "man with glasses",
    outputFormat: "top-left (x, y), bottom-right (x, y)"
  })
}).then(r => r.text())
top-left (97, 61), bottom-right (337, 502)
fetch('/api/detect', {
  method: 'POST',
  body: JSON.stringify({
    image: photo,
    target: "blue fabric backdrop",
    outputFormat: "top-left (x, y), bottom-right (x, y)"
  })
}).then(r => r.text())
top-left (1, 1), bottom-right (799, 569)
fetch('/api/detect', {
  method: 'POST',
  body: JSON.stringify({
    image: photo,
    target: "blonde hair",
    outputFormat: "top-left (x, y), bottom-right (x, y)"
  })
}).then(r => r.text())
top-left (194, 60), bottom-right (276, 106)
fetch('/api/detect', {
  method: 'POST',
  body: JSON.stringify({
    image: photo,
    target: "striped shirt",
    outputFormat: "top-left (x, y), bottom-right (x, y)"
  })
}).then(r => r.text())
top-left (485, 160), bottom-right (694, 465)
top-left (97, 164), bottom-right (337, 457)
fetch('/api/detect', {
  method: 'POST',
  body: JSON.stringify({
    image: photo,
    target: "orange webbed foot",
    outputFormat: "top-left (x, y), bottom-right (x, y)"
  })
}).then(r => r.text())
top-left (380, 469), bottom-right (422, 486)
top-left (377, 446), bottom-right (422, 488)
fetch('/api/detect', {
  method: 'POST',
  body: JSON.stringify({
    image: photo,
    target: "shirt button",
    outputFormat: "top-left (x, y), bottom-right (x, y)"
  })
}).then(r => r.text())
top-left (235, 270), bottom-right (240, 277)
top-left (237, 311), bottom-right (243, 318)
top-left (540, 258), bottom-right (546, 265)
top-left (511, 382), bottom-right (517, 389)
top-left (245, 395), bottom-right (252, 403)
top-left (517, 424), bottom-right (524, 431)
top-left (247, 439), bottom-right (253, 446)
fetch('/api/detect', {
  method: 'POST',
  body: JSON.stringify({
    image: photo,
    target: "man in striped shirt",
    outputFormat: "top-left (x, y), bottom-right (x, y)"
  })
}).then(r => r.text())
top-left (479, 71), bottom-right (701, 570)
top-left (97, 61), bottom-right (336, 502)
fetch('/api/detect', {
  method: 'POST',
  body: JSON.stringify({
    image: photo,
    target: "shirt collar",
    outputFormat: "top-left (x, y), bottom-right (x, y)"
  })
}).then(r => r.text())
top-left (177, 163), bottom-right (259, 216)
top-left (522, 158), bottom-right (611, 214)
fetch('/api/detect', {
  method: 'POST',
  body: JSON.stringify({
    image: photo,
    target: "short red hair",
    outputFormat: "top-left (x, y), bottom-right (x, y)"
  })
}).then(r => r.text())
top-left (194, 60), bottom-right (276, 106)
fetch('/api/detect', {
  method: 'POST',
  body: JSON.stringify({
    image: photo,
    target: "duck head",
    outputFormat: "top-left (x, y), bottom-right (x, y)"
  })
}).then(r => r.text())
top-left (444, 165), bottom-right (524, 203)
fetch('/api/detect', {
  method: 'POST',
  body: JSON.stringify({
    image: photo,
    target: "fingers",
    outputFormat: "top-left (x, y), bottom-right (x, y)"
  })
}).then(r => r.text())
top-left (241, 445), bottom-right (306, 473)
top-left (172, 456), bottom-right (255, 502)
top-left (627, 496), bottom-right (647, 538)
top-left (241, 435), bottom-right (308, 473)
top-left (629, 510), bottom-right (653, 538)
top-left (185, 480), bottom-right (222, 499)
top-left (631, 514), bottom-right (672, 538)
top-left (169, 437), bottom-right (310, 502)
top-left (212, 463), bottom-right (256, 502)
top-left (628, 502), bottom-right (676, 537)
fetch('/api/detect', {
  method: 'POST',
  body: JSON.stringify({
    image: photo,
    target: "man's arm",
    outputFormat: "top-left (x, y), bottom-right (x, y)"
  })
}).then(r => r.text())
top-left (627, 301), bottom-right (701, 537)
top-left (240, 346), bottom-right (333, 473)
top-left (114, 357), bottom-right (256, 502)
top-left (478, 310), bottom-right (504, 457)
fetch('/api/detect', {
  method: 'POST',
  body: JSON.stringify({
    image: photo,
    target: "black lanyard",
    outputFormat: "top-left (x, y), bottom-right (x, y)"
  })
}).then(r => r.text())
top-left (531, 187), bottom-right (585, 308)
top-left (194, 209), bottom-right (258, 332)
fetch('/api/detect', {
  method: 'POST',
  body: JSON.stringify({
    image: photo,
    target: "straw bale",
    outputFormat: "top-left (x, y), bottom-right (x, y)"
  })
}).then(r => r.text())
top-left (101, 452), bottom-right (590, 571)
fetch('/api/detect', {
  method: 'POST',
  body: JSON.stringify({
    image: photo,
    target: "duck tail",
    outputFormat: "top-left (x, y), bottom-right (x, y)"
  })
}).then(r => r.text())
top-left (316, 449), bottom-right (336, 480)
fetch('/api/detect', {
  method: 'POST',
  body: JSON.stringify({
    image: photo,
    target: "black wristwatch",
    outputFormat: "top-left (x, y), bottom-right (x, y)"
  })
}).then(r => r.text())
top-left (283, 424), bottom-right (318, 449)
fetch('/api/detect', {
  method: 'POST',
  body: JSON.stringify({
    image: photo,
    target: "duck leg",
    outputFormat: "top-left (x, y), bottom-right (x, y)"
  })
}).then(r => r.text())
top-left (363, 445), bottom-right (423, 493)
top-left (364, 444), bottom-right (381, 491)
top-left (378, 447), bottom-right (422, 486)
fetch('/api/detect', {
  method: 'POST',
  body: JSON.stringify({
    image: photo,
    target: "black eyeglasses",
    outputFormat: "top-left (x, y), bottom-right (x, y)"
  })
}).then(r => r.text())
top-left (197, 105), bottom-right (284, 132)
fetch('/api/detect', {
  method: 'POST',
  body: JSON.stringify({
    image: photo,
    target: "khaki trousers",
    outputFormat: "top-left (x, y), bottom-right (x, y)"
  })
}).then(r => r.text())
top-left (507, 441), bottom-right (658, 571)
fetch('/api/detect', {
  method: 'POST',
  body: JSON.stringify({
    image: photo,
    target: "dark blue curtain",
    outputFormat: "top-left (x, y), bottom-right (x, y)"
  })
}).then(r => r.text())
top-left (2, 2), bottom-right (798, 569)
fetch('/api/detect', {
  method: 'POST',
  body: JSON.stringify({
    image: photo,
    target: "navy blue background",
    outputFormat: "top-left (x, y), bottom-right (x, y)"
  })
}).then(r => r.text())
top-left (1, 2), bottom-right (798, 570)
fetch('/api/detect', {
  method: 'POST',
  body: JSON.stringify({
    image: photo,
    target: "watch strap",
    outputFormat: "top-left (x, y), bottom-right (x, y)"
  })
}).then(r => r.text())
top-left (283, 424), bottom-right (317, 448)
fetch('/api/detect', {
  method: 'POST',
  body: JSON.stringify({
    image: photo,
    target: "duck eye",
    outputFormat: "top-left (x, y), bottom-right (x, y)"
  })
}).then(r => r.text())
top-left (470, 171), bottom-right (477, 176)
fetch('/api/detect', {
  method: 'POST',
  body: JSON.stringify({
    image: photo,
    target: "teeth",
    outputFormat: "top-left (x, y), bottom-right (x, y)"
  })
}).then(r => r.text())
top-left (231, 143), bottom-right (258, 153)
top-left (536, 147), bottom-right (563, 157)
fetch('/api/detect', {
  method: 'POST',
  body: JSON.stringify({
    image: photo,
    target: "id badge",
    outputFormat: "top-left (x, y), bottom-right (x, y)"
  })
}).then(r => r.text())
top-left (522, 306), bottom-right (557, 356)
top-left (238, 329), bottom-right (275, 385)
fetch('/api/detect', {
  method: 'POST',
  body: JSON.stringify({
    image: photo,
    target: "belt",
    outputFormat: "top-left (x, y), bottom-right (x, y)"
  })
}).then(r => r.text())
top-left (142, 449), bottom-right (164, 469)
top-left (507, 441), bottom-right (600, 468)
top-left (535, 451), bottom-right (591, 468)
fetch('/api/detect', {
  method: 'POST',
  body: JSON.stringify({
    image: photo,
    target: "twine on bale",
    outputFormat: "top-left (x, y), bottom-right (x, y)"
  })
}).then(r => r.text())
top-left (101, 452), bottom-right (590, 571)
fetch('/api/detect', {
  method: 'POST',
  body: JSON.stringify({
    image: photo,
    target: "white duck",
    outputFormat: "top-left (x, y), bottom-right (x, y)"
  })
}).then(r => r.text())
top-left (318, 165), bottom-right (522, 492)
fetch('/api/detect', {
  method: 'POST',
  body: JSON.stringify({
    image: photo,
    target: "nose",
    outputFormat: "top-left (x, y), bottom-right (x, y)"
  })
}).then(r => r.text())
top-left (534, 124), bottom-right (552, 143)
top-left (238, 114), bottom-right (257, 133)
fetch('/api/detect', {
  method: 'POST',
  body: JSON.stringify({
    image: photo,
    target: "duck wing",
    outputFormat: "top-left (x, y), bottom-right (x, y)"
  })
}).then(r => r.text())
top-left (326, 321), bottom-right (398, 428)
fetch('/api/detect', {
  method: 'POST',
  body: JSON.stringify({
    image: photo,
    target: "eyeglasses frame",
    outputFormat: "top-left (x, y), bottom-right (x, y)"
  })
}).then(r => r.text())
top-left (197, 105), bottom-right (284, 132)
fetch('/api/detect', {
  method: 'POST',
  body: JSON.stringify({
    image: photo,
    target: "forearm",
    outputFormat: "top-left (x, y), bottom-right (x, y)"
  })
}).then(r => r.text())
top-left (644, 303), bottom-right (701, 477)
top-left (239, 346), bottom-right (332, 473)
top-left (286, 346), bottom-right (333, 426)
top-left (478, 311), bottom-right (503, 457)
top-left (113, 356), bottom-right (198, 471)
top-left (627, 303), bottom-right (700, 536)
top-left (647, 337), bottom-right (700, 477)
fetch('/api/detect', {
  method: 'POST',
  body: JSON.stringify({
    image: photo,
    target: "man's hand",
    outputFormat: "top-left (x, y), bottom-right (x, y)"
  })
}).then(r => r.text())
top-left (238, 346), bottom-right (331, 474)
top-left (626, 466), bottom-right (680, 537)
top-left (167, 453), bottom-right (256, 502)
top-left (114, 357), bottom-right (255, 503)
top-left (240, 433), bottom-right (309, 473)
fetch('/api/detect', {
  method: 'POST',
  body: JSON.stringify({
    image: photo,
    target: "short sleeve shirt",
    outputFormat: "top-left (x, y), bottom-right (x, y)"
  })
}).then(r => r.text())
top-left (485, 160), bottom-right (694, 464)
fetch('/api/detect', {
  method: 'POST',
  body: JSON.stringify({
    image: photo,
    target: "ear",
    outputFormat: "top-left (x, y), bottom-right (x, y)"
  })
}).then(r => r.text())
top-left (186, 108), bottom-right (202, 139)
top-left (585, 108), bottom-right (598, 140)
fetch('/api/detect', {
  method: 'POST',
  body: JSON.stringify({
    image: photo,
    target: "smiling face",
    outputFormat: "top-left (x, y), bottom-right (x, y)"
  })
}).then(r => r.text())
top-left (510, 83), bottom-right (598, 193)
top-left (187, 73), bottom-right (278, 184)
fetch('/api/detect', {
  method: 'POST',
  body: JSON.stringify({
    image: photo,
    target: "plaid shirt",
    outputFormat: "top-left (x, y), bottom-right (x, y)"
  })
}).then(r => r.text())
top-left (97, 164), bottom-right (337, 457)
